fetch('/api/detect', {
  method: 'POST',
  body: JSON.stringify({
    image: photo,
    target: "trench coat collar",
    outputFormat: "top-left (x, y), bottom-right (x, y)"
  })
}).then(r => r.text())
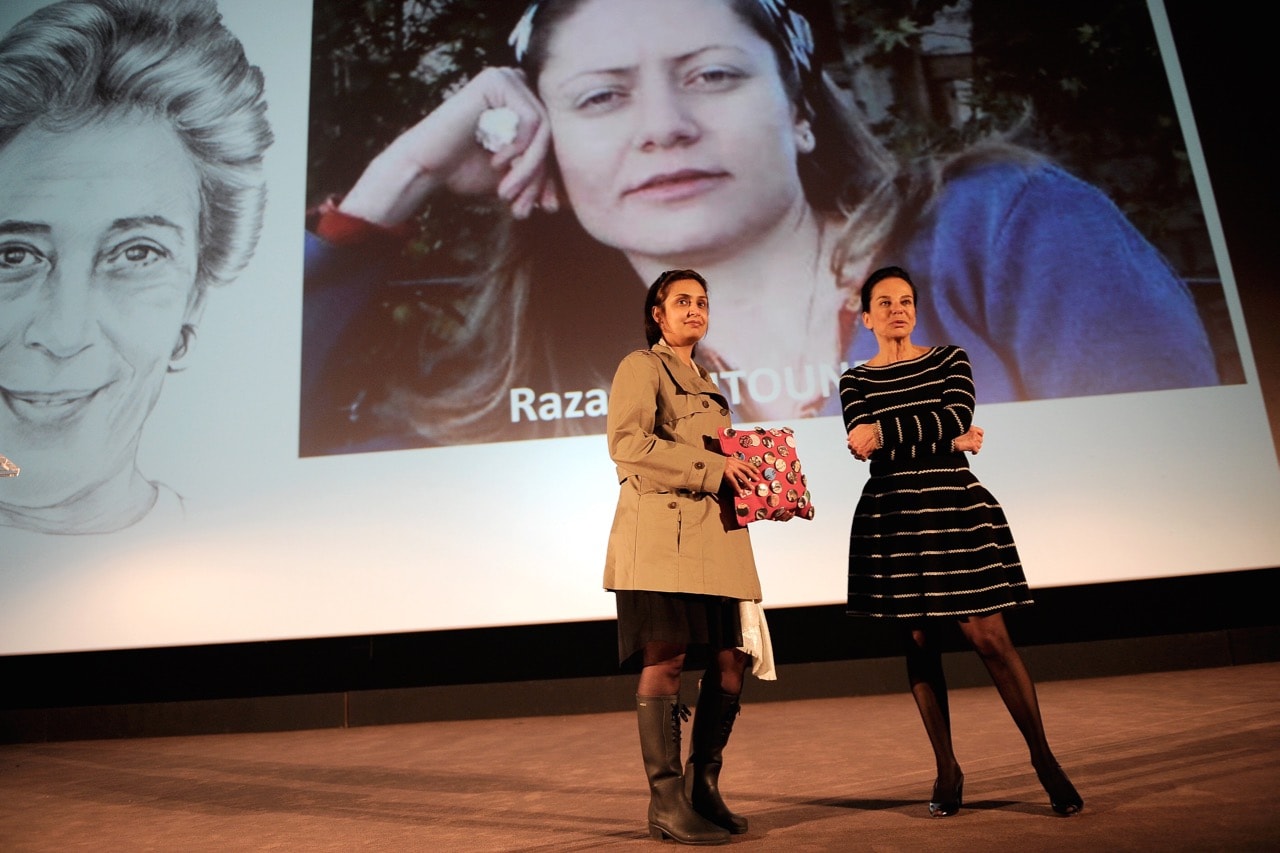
top-left (650, 341), bottom-right (723, 399)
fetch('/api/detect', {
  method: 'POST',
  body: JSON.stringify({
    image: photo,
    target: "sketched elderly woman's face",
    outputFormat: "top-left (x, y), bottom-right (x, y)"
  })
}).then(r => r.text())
top-left (0, 115), bottom-right (203, 508)
top-left (536, 0), bottom-right (811, 265)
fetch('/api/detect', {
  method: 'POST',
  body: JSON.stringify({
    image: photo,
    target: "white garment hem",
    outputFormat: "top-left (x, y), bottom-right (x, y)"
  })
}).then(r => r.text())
top-left (737, 599), bottom-right (776, 681)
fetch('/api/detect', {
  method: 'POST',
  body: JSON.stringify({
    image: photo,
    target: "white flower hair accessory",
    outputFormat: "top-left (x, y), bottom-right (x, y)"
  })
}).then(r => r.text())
top-left (508, 2), bottom-right (539, 63)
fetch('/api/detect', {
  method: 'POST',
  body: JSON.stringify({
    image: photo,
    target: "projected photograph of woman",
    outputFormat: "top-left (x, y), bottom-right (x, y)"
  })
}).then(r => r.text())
top-left (0, 0), bottom-right (272, 535)
top-left (301, 0), bottom-right (1234, 455)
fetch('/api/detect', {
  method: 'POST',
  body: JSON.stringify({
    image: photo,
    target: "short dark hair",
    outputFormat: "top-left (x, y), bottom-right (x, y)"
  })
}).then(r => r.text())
top-left (644, 269), bottom-right (708, 346)
top-left (859, 265), bottom-right (917, 314)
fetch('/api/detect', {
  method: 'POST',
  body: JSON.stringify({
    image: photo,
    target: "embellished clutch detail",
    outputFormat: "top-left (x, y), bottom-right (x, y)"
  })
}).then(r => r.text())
top-left (716, 427), bottom-right (815, 526)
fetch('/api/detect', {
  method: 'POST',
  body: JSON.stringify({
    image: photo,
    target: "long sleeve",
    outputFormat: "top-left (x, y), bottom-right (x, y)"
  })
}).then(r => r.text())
top-left (847, 162), bottom-right (1221, 404)
top-left (878, 351), bottom-right (973, 453)
top-left (972, 165), bottom-right (1218, 399)
top-left (840, 347), bottom-right (974, 462)
top-left (602, 348), bottom-right (759, 599)
top-left (606, 351), bottom-right (726, 494)
top-left (300, 232), bottom-right (391, 412)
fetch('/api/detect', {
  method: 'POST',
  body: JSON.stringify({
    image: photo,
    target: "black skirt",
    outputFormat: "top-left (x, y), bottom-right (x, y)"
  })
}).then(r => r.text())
top-left (848, 456), bottom-right (1035, 619)
top-left (614, 590), bottom-right (742, 668)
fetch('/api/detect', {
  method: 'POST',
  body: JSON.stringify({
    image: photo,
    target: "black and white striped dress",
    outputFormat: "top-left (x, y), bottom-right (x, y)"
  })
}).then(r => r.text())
top-left (839, 346), bottom-right (1034, 619)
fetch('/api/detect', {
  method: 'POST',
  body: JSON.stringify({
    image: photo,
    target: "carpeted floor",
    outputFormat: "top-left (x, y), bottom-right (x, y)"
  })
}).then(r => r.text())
top-left (2, 662), bottom-right (1278, 851)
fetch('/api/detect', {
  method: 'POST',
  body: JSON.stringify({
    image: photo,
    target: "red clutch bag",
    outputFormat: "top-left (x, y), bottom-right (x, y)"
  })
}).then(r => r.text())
top-left (716, 426), bottom-right (815, 526)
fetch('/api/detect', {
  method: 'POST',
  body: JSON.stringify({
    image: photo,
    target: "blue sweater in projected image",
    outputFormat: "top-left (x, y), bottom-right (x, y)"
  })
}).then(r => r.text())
top-left (838, 162), bottom-right (1219, 408)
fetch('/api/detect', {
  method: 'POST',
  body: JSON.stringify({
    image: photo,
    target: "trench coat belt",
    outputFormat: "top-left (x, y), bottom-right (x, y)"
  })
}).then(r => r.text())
top-left (673, 487), bottom-right (717, 500)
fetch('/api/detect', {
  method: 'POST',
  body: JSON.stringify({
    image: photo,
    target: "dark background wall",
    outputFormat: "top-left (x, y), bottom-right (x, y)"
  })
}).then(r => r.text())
top-left (2, 0), bottom-right (1278, 744)
top-left (1166, 0), bottom-right (1280, 459)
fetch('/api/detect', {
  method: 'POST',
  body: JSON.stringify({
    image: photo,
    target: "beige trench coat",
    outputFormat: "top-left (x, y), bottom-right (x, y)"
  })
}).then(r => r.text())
top-left (602, 344), bottom-right (762, 600)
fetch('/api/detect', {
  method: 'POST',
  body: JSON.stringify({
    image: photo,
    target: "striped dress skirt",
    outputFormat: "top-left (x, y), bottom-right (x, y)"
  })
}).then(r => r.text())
top-left (847, 454), bottom-right (1034, 619)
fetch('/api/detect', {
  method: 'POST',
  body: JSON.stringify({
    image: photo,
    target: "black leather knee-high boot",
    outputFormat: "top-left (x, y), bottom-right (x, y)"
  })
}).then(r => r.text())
top-left (686, 689), bottom-right (748, 834)
top-left (637, 695), bottom-right (730, 845)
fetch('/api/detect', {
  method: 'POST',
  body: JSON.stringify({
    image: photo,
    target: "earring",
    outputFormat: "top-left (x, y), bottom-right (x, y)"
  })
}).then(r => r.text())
top-left (168, 324), bottom-right (196, 372)
top-left (796, 122), bottom-right (816, 154)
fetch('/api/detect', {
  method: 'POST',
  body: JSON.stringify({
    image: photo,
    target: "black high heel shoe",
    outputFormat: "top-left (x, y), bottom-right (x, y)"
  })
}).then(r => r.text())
top-left (1035, 762), bottom-right (1083, 816)
top-left (928, 773), bottom-right (964, 817)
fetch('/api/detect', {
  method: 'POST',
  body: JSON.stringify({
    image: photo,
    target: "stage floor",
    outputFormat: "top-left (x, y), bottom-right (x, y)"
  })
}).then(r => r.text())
top-left (3, 662), bottom-right (1278, 851)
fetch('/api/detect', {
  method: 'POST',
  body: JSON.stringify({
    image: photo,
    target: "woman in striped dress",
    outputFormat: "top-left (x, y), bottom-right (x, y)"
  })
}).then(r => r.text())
top-left (840, 266), bottom-right (1083, 818)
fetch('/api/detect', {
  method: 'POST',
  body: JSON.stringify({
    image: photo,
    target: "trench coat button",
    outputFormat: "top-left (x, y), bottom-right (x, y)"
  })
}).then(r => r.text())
top-left (702, 400), bottom-right (710, 408)
top-left (694, 461), bottom-right (705, 470)
top-left (719, 407), bottom-right (728, 415)
top-left (668, 501), bottom-right (678, 509)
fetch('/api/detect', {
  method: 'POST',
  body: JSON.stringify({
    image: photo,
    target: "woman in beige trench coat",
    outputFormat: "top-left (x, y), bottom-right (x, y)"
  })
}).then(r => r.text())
top-left (604, 269), bottom-right (789, 846)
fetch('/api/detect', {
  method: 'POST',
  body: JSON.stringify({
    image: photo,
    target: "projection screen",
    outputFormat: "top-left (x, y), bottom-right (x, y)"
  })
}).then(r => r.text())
top-left (2, 0), bottom-right (1278, 656)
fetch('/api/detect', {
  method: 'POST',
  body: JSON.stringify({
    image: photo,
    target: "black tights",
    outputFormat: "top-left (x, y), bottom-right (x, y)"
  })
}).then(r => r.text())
top-left (637, 641), bottom-right (748, 698)
top-left (905, 612), bottom-right (1059, 786)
